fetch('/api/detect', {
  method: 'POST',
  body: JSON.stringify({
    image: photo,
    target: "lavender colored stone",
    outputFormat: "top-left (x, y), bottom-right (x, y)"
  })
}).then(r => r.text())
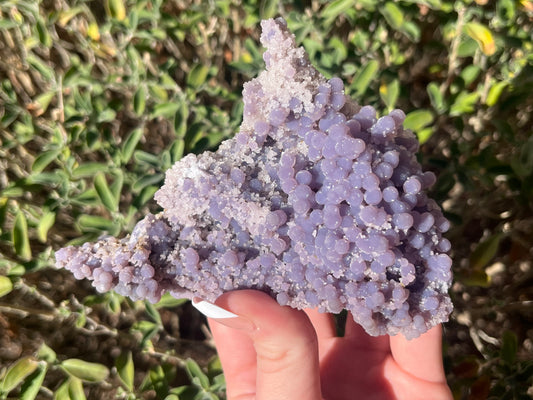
top-left (55, 18), bottom-right (453, 339)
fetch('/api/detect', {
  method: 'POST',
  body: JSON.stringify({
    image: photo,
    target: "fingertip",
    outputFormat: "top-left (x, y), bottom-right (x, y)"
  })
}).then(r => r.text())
top-left (390, 324), bottom-right (447, 383)
top-left (214, 290), bottom-right (322, 400)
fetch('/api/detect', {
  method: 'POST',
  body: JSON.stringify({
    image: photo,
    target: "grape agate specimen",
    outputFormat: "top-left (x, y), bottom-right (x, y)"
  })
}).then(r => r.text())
top-left (56, 18), bottom-right (453, 338)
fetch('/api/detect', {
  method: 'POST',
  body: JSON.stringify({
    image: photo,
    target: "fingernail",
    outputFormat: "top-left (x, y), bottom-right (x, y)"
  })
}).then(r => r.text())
top-left (192, 297), bottom-right (256, 332)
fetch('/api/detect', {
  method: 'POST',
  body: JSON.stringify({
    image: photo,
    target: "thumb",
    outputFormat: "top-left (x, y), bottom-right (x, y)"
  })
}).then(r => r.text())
top-left (206, 290), bottom-right (322, 400)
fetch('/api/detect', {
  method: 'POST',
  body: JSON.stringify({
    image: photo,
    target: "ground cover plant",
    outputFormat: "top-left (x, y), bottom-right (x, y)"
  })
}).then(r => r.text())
top-left (0, 0), bottom-right (532, 399)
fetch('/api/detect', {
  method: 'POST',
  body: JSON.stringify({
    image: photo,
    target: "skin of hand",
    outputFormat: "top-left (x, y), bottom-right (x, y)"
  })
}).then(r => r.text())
top-left (206, 290), bottom-right (453, 400)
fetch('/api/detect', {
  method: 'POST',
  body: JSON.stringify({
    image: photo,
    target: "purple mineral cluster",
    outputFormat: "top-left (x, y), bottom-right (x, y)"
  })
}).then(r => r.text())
top-left (55, 18), bottom-right (453, 338)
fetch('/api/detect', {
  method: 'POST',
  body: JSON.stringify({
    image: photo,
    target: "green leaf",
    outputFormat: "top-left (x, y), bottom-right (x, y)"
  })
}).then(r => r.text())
top-left (20, 363), bottom-right (47, 400)
top-left (151, 102), bottom-right (181, 119)
top-left (379, 79), bottom-right (399, 111)
top-left (116, 352), bottom-right (134, 391)
top-left (96, 109), bottom-right (116, 123)
top-left (381, 2), bottom-right (404, 30)
top-left (187, 64), bottom-right (210, 89)
top-left (68, 377), bottom-right (86, 400)
top-left (403, 109), bottom-right (434, 132)
top-left (1, 357), bottom-right (39, 394)
top-left (260, 0), bottom-right (279, 19)
top-left (133, 86), bottom-right (147, 116)
top-left (106, 0), bottom-right (126, 21)
top-left (32, 149), bottom-right (61, 173)
top-left (34, 91), bottom-right (56, 114)
top-left (170, 139), bottom-right (185, 163)
top-left (132, 320), bottom-right (159, 347)
top-left (0, 276), bottom-right (13, 298)
top-left (77, 215), bottom-right (116, 232)
top-left (37, 343), bottom-right (57, 363)
top-left (500, 330), bottom-right (518, 365)
top-left (450, 91), bottom-right (480, 116)
top-left (486, 81), bottom-right (508, 106)
top-left (185, 359), bottom-right (210, 390)
top-left (351, 60), bottom-right (379, 97)
top-left (132, 173), bottom-right (164, 192)
top-left (94, 173), bottom-right (118, 212)
top-left (13, 211), bottom-right (32, 261)
top-left (37, 210), bottom-right (56, 243)
top-left (174, 102), bottom-right (189, 138)
top-left (72, 163), bottom-right (109, 179)
top-left (61, 359), bottom-right (109, 383)
top-left (427, 82), bottom-right (446, 113)
top-left (155, 293), bottom-right (188, 309)
top-left (53, 380), bottom-right (70, 399)
top-left (144, 301), bottom-right (162, 325)
top-left (464, 22), bottom-right (496, 56)
top-left (469, 234), bottom-right (502, 270)
top-left (460, 65), bottom-right (481, 86)
top-left (322, 0), bottom-right (357, 24)
top-left (121, 128), bottom-right (144, 164)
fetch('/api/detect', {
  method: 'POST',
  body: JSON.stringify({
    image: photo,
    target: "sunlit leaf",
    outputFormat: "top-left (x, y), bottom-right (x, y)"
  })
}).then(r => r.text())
top-left (450, 91), bottom-right (480, 116)
top-left (155, 293), bottom-right (188, 309)
top-left (72, 163), bottom-right (109, 179)
top-left (185, 359), bottom-right (210, 390)
top-left (106, 0), bottom-right (126, 21)
top-left (322, 0), bottom-right (357, 24)
top-left (351, 60), bottom-right (379, 96)
top-left (464, 22), bottom-right (497, 56)
top-left (94, 172), bottom-right (118, 212)
top-left (32, 149), bottom-right (61, 173)
top-left (0, 276), bottom-right (13, 298)
top-left (379, 79), bottom-right (399, 111)
top-left (78, 215), bottom-right (116, 232)
top-left (133, 86), bottom-right (147, 116)
top-left (87, 22), bottom-right (100, 41)
top-left (403, 109), bottom-right (434, 132)
top-left (121, 128), bottom-right (144, 163)
top-left (116, 352), bottom-right (134, 391)
top-left (260, 0), bottom-right (279, 19)
top-left (13, 211), bottom-right (32, 261)
top-left (486, 81), bottom-right (508, 106)
top-left (37, 210), bottom-right (56, 243)
top-left (20, 363), bottom-right (47, 400)
top-left (68, 377), bottom-right (86, 400)
top-left (61, 359), bottom-right (109, 383)
top-left (381, 2), bottom-right (404, 30)
top-left (37, 343), bottom-right (57, 363)
top-left (1, 357), bottom-right (39, 394)
top-left (187, 64), bottom-right (210, 89)
top-left (151, 103), bottom-right (181, 119)
top-left (427, 82), bottom-right (446, 113)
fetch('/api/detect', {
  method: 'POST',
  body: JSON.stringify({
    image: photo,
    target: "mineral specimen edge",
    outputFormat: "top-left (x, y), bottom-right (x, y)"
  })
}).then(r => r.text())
top-left (55, 17), bottom-right (453, 339)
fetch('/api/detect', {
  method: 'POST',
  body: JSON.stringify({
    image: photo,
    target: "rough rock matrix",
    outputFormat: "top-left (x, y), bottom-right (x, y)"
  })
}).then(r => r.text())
top-left (56, 18), bottom-right (453, 338)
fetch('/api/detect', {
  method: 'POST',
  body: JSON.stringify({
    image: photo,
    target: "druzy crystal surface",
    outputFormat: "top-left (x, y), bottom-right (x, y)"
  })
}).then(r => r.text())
top-left (56, 18), bottom-right (453, 338)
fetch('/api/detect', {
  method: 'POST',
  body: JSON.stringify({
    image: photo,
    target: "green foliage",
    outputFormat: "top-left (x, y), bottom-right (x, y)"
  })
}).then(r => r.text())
top-left (0, 0), bottom-right (532, 399)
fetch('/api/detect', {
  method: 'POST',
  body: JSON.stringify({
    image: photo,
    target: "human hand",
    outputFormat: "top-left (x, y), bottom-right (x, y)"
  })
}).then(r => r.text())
top-left (193, 290), bottom-right (452, 400)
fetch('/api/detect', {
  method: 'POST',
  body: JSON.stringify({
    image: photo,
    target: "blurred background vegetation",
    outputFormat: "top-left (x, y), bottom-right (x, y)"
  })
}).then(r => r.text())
top-left (0, 0), bottom-right (532, 398)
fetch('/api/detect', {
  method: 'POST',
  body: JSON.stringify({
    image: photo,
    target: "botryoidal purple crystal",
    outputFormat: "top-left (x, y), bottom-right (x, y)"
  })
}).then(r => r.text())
top-left (56, 18), bottom-right (453, 339)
